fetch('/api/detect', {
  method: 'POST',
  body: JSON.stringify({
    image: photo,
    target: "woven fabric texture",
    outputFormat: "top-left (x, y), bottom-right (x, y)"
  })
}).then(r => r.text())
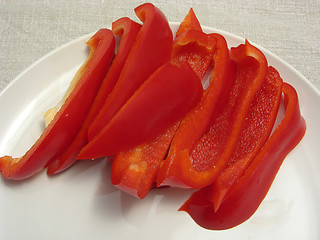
top-left (0, 0), bottom-right (319, 91)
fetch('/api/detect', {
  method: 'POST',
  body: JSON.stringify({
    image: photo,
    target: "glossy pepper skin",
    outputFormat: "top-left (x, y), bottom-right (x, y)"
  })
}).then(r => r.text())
top-left (175, 8), bottom-right (202, 38)
top-left (111, 121), bottom-right (180, 199)
top-left (171, 30), bottom-right (216, 79)
top-left (180, 82), bottom-right (306, 230)
top-left (87, 3), bottom-right (173, 141)
top-left (157, 40), bottom-right (267, 189)
top-left (110, 13), bottom-right (216, 198)
top-left (211, 66), bottom-right (283, 211)
top-left (47, 18), bottom-right (142, 175)
top-left (157, 33), bottom-right (235, 188)
top-left (0, 29), bottom-right (115, 180)
top-left (78, 62), bottom-right (203, 159)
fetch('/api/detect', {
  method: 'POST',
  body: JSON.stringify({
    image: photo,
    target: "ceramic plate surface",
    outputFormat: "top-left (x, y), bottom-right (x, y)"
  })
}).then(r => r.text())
top-left (0, 23), bottom-right (319, 240)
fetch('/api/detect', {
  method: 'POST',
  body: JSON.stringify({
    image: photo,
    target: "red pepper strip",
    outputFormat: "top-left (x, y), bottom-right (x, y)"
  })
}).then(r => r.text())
top-left (78, 62), bottom-right (203, 159)
top-left (157, 33), bottom-right (235, 187)
top-left (211, 66), bottom-right (283, 211)
top-left (110, 29), bottom-right (216, 199)
top-left (180, 82), bottom-right (306, 230)
top-left (175, 8), bottom-right (202, 38)
top-left (87, 3), bottom-right (173, 141)
top-left (111, 121), bottom-right (180, 199)
top-left (171, 30), bottom-right (216, 79)
top-left (157, 40), bottom-right (267, 189)
top-left (46, 18), bottom-right (141, 175)
top-left (0, 29), bottom-right (115, 180)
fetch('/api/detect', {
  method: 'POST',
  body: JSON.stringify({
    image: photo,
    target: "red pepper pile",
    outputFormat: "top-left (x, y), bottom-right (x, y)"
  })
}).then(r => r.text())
top-left (0, 3), bottom-right (306, 230)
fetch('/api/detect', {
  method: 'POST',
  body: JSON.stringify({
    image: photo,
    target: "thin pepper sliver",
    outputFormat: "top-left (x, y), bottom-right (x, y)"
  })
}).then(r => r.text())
top-left (180, 82), bottom-right (306, 230)
top-left (175, 8), bottom-right (202, 38)
top-left (47, 18), bottom-right (142, 175)
top-left (87, 3), bottom-right (173, 142)
top-left (157, 33), bottom-right (235, 188)
top-left (157, 40), bottom-right (267, 189)
top-left (111, 121), bottom-right (180, 199)
top-left (0, 29), bottom-right (115, 180)
top-left (211, 66), bottom-right (283, 211)
top-left (171, 30), bottom-right (216, 79)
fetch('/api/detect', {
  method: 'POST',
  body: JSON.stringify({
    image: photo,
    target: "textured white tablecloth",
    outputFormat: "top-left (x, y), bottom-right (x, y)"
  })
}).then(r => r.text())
top-left (1, 0), bottom-right (319, 92)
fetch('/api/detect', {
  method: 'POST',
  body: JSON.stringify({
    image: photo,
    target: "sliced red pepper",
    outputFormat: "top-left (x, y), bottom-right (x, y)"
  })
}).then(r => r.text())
top-left (0, 29), bottom-right (115, 180)
top-left (87, 3), bottom-right (173, 141)
top-left (180, 82), bottom-right (306, 230)
top-left (111, 121), bottom-right (180, 199)
top-left (175, 8), bottom-right (202, 38)
top-left (171, 30), bottom-right (216, 79)
top-left (110, 26), bottom-right (216, 199)
top-left (46, 18), bottom-right (141, 175)
top-left (211, 66), bottom-right (283, 211)
top-left (78, 62), bottom-right (203, 159)
top-left (157, 33), bottom-right (235, 187)
top-left (157, 40), bottom-right (267, 189)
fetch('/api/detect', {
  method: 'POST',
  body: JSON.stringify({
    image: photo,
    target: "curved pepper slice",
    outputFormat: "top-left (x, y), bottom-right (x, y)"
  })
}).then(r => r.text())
top-left (180, 82), bottom-right (306, 230)
top-left (157, 33), bottom-right (235, 187)
top-left (171, 30), bottom-right (216, 79)
top-left (175, 8), bottom-right (202, 38)
top-left (157, 40), bottom-right (267, 189)
top-left (87, 3), bottom-right (173, 141)
top-left (47, 18), bottom-right (141, 175)
top-left (0, 29), bottom-right (115, 180)
top-left (111, 121), bottom-right (180, 199)
top-left (211, 66), bottom-right (283, 211)
top-left (110, 24), bottom-right (216, 198)
top-left (78, 62), bottom-right (203, 159)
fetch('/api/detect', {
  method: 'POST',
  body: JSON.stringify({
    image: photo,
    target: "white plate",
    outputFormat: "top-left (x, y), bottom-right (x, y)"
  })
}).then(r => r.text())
top-left (0, 23), bottom-right (319, 240)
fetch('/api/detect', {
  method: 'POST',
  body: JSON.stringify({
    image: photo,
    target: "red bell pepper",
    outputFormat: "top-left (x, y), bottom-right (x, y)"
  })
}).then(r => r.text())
top-left (47, 18), bottom-right (142, 175)
top-left (87, 3), bottom-right (173, 141)
top-left (157, 33), bottom-right (235, 188)
top-left (78, 62), bottom-right (203, 159)
top-left (157, 40), bottom-right (267, 189)
top-left (171, 30), bottom-right (216, 79)
top-left (180, 82), bottom-right (306, 230)
top-left (175, 8), bottom-right (202, 38)
top-left (211, 66), bottom-right (283, 211)
top-left (111, 121), bottom-right (180, 199)
top-left (0, 29), bottom-right (115, 180)
top-left (110, 24), bottom-right (216, 198)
